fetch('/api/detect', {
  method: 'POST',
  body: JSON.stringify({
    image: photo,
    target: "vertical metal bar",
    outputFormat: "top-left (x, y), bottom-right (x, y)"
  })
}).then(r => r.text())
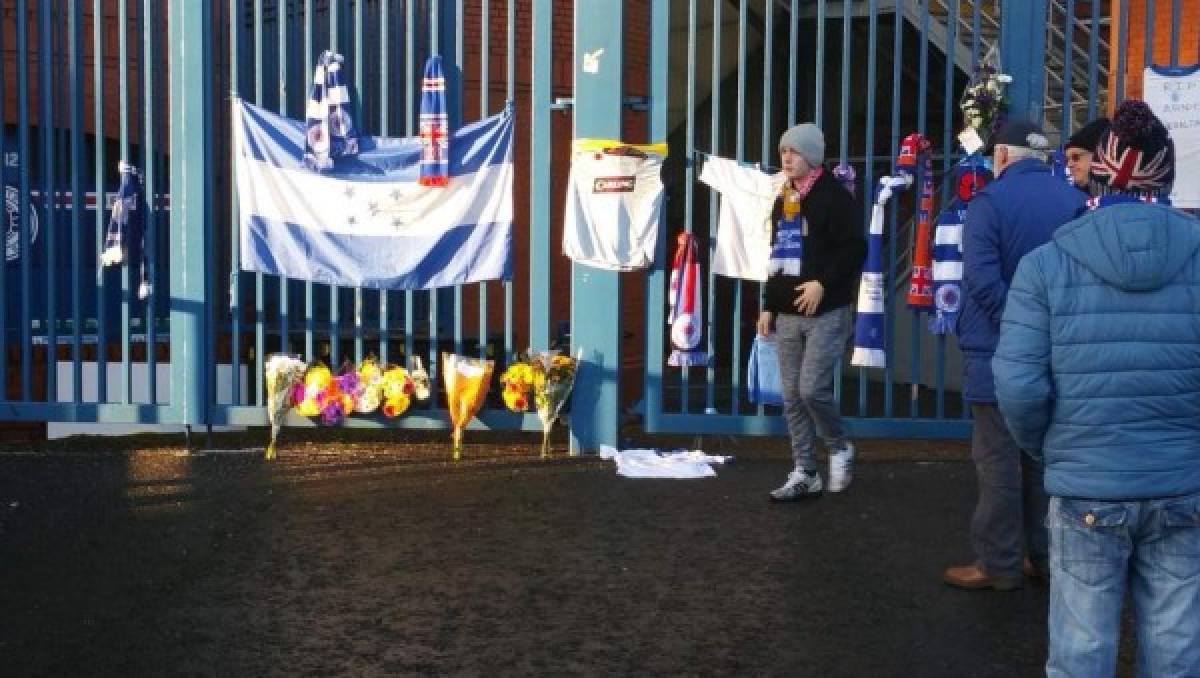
top-left (859, 0), bottom-right (879, 417)
top-left (0, 0), bottom-right (8, 401)
top-left (757, 0), bottom-right (773, 417)
top-left (169, 0), bottom-right (214, 427)
top-left (93, 0), bottom-right (106, 404)
top-left (730, 0), bottom-right (747, 416)
top-left (910, 0), bottom-right (930, 419)
top-left (1144, 0), bottom-right (1155, 71)
top-left (453, 0), bottom-right (464, 358)
top-left (705, 0), bottom-right (720, 413)
top-left (1171, 0), bottom-right (1181, 65)
top-left (17, 0), bottom-right (31, 402)
top-left (255, 0), bottom-right (266, 403)
top-left (280, 0), bottom-right (292, 356)
top-left (815, 0), bottom-right (826, 127)
top-left (761, 0), bottom-right (773, 164)
top-left (504, 0), bottom-right (515, 359)
top-left (68, 0), bottom-right (82, 403)
top-left (304, 0), bottom-right (314, 363)
top-left (972, 0), bottom-right (982, 67)
top-left (650, 0), bottom-right (691, 426)
top-left (1087, 0), bottom-right (1099, 119)
top-left (40, 2), bottom-right (57, 403)
top-left (936, 0), bottom-right (959, 420)
top-left (839, 0), bottom-right (851, 164)
top-left (428, 0), bottom-right (441, 403)
top-left (380, 0), bottom-right (390, 365)
top-left (230, 0), bottom-right (243, 402)
top-left (1116, 0), bottom-right (1129, 104)
top-left (788, 0), bottom-right (798, 126)
top-left (353, 0), bottom-right (364, 365)
top-left (1062, 0), bottom-right (1075, 135)
top-left (570, 0), bottom-right (625, 451)
top-left (120, 0), bottom-right (132, 400)
top-left (328, 0), bottom-right (340, 371)
top-left (144, 0), bottom-right (158, 403)
top-left (405, 0), bottom-right (416, 368)
top-left (475, 0), bottom-right (489, 359)
top-left (530, 0), bottom-right (550, 352)
top-left (885, 3), bottom-right (903, 418)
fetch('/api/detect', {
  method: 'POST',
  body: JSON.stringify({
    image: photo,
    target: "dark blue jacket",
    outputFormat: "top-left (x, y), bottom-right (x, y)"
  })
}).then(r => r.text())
top-left (957, 158), bottom-right (1085, 403)
top-left (994, 203), bottom-right (1200, 500)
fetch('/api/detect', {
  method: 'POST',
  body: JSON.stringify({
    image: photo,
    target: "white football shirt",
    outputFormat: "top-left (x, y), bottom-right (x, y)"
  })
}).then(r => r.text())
top-left (562, 139), bottom-right (666, 271)
top-left (698, 154), bottom-right (785, 282)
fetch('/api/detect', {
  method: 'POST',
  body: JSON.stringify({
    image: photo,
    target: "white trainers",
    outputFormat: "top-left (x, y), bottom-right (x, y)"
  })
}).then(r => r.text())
top-left (769, 469), bottom-right (823, 501)
top-left (828, 442), bottom-right (856, 493)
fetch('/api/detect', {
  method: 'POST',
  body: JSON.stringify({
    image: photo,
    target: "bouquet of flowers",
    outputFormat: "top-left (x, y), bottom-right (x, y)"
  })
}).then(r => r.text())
top-left (355, 357), bottom-right (385, 413)
top-left (499, 361), bottom-right (536, 412)
top-left (263, 354), bottom-right (308, 460)
top-left (500, 350), bottom-right (580, 458)
top-left (958, 47), bottom-right (1012, 154)
top-left (292, 363), bottom-right (351, 426)
top-left (380, 365), bottom-right (417, 417)
top-left (442, 353), bottom-right (494, 461)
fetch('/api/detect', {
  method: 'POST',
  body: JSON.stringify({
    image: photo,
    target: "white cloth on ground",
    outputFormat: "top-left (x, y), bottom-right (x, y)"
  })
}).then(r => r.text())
top-left (598, 445), bottom-right (732, 479)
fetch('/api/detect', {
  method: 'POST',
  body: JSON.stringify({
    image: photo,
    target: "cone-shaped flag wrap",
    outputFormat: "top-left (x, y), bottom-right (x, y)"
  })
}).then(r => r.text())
top-left (900, 133), bottom-right (934, 310)
top-left (667, 232), bottom-right (709, 367)
top-left (929, 159), bottom-right (991, 335)
top-left (419, 55), bottom-right (451, 187)
top-left (304, 51), bottom-right (359, 171)
top-left (851, 176), bottom-right (908, 368)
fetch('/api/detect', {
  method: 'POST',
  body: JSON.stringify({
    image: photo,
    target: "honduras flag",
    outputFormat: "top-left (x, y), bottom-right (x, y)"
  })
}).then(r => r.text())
top-left (234, 98), bottom-right (513, 289)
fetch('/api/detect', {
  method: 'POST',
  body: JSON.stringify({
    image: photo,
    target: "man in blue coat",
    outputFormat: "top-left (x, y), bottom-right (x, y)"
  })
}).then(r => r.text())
top-left (943, 120), bottom-right (1087, 591)
top-left (995, 100), bottom-right (1200, 677)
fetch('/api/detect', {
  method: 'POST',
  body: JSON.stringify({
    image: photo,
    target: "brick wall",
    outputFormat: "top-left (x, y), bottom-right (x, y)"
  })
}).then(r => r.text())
top-left (1110, 0), bottom-right (1200, 105)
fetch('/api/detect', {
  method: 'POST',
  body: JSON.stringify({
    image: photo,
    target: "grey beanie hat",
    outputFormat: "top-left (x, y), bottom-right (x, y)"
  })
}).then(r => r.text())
top-left (779, 123), bottom-right (825, 167)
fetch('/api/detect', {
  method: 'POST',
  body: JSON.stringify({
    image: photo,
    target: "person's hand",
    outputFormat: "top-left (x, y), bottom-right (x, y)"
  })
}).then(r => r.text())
top-left (756, 311), bottom-right (775, 337)
top-left (793, 281), bottom-right (825, 316)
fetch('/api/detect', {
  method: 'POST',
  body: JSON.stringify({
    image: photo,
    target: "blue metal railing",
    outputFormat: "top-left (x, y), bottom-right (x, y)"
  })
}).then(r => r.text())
top-left (0, 0), bottom-right (1163, 446)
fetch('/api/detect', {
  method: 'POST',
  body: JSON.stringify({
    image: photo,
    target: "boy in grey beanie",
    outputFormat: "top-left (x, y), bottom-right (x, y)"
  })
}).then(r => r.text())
top-left (762, 122), bottom-right (866, 501)
top-left (778, 123), bottom-right (825, 169)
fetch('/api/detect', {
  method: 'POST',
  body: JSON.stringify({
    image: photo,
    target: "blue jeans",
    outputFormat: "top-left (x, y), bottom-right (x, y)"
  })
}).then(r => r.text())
top-left (1047, 492), bottom-right (1200, 678)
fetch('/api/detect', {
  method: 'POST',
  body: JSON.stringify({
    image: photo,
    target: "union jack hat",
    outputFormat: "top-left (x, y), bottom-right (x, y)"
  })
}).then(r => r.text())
top-left (1090, 100), bottom-right (1174, 197)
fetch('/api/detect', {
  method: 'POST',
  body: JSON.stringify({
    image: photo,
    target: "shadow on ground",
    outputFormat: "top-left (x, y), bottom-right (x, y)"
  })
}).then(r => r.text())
top-left (0, 437), bottom-right (1136, 676)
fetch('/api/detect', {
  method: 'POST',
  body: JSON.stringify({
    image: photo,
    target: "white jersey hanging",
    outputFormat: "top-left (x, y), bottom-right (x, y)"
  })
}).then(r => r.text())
top-left (563, 139), bottom-right (666, 271)
top-left (697, 154), bottom-right (785, 282)
top-left (1144, 65), bottom-right (1200, 208)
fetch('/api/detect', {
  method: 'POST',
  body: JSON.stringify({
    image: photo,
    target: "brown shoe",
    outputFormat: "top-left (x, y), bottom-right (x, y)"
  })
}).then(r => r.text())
top-left (1023, 557), bottom-right (1049, 580)
top-left (942, 563), bottom-right (1024, 591)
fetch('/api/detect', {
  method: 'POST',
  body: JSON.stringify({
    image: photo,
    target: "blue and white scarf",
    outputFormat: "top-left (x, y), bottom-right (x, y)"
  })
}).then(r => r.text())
top-left (100, 161), bottom-right (152, 299)
top-left (928, 203), bottom-right (965, 335)
top-left (304, 50), bottom-right (358, 171)
top-left (1087, 193), bottom-right (1171, 210)
top-left (851, 175), bottom-right (908, 368)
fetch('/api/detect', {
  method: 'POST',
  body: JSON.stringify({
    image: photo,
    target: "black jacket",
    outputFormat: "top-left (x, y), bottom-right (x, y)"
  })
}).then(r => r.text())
top-left (763, 169), bottom-right (866, 316)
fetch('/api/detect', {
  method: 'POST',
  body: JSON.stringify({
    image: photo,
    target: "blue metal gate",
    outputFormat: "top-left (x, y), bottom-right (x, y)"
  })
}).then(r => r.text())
top-left (1, 1), bottom-right (1183, 449)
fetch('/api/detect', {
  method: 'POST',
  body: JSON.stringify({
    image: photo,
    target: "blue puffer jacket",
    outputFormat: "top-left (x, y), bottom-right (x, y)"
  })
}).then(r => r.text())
top-left (994, 203), bottom-right (1200, 500)
top-left (957, 159), bottom-right (1086, 402)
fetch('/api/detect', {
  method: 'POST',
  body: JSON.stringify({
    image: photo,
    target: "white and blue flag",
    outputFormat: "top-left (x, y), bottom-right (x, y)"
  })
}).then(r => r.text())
top-left (234, 98), bottom-right (513, 290)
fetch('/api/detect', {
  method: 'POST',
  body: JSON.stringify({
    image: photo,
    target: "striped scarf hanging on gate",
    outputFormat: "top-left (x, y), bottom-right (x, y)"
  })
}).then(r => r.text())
top-left (851, 175), bottom-right (909, 368)
top-left (667, 232), bottom-right (709, 367)
top-left (929, 160), bottom-right (990, 335)
top-left (100, 161), bottom-right (152, 299)
top-left (304, 50), bottom-right (358, 172)
top-left (900, 133), bottom-right (935, 311)
top-left (419, 55), bottom-right (451, 187)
